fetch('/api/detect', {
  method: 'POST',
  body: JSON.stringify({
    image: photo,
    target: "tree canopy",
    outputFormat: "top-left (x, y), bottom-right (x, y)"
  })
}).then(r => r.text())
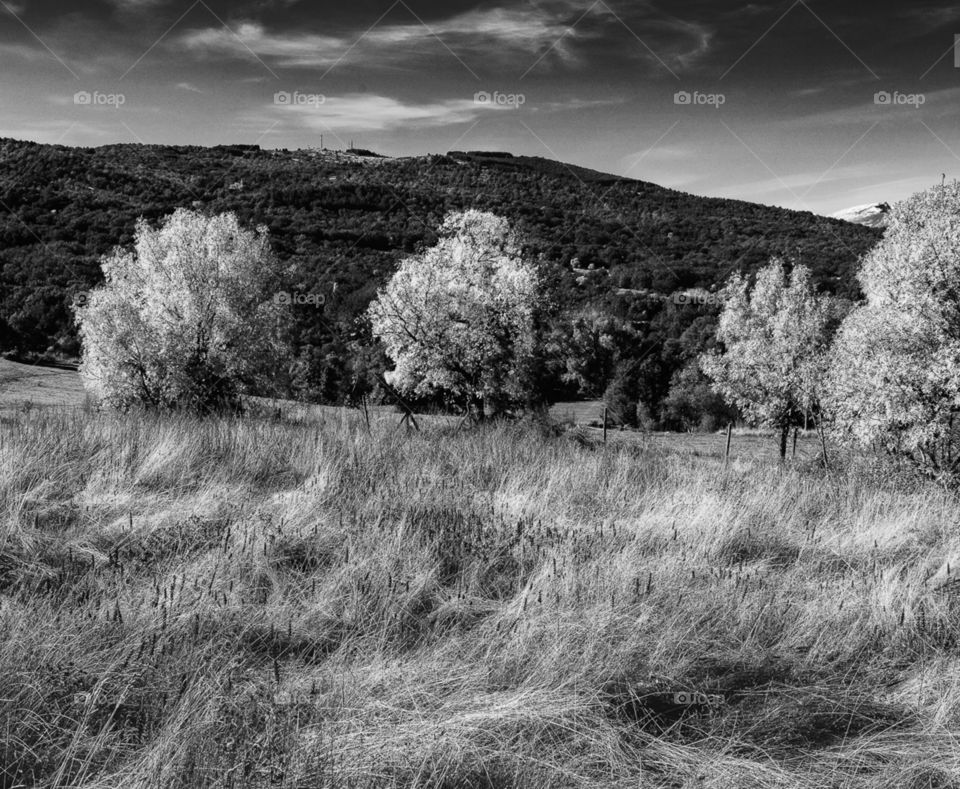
top-left (368, 210), bottom-right (539, 419)
top-left (76, 209), bottom-right (290, 412)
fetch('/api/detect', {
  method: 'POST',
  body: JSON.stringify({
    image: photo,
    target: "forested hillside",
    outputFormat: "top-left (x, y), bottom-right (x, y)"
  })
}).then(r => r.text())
top-left (0, 138), bottom-right (881, 422)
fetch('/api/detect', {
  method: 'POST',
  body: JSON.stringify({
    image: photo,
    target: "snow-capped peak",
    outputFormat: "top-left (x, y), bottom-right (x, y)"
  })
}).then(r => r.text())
top-left (831, 202), bottom-right (891, 228)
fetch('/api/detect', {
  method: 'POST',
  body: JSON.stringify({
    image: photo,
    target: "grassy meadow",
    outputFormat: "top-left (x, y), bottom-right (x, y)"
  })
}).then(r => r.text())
top-left (3, 408), bottom-right (960, 788)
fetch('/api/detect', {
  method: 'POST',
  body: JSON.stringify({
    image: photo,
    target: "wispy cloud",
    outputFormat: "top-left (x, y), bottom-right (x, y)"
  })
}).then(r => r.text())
top-left (0, 41), bottom-right (55, 63)
top-left (896, 4), bottom-right (960, 34)
top-left (726, 163), bottom-right (883, 199)
top-left (176, 6), bottom-right (586, 71)
top-left (775, 85), bottom-right (960, 131)
top-left (108, 0), bottom-right (170, 7)
top-left (533, 96), bottom-right (627, 113)
top-left (826, 173), bottom-right (946, 212)
top-left (175, 2), bottom-right (713, 74)
top-left (619, 144), bottom-right (692, 170)
top-left (265, 92), bottom-right (516, 132)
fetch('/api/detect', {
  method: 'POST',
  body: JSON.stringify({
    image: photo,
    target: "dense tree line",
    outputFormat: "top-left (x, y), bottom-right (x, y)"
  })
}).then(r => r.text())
top-left (0, 138), bottom-right (880, 423)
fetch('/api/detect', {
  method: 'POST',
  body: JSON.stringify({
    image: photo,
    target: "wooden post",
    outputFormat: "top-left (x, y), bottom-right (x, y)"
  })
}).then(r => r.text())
top-left (724, 423), bottom-right (732, 466)
top-left (818, 421), bottom-right (830, 471)
top-left (361, 394), bottom-right (370, 432)
top-left (792, 427), bottom-right (798, 459)
top-left (602, 405), bottom-right (608, 444)
top-left (376, 374), bottom-right (419, 431)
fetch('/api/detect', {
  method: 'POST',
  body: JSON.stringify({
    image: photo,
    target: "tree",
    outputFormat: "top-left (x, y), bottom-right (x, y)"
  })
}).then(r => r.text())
top-left (700, 259), bottom-right (832, 459)
top-left (660, 360), bottom-right (738, 432)
top-left (543, 308), bottom-right (637, 399)
top-left (603, 360), bottom-right (642, 428)
top-left (826, 182), bottom-right (960, 474)
top-left (75, 208), bottom-right (290, 412)
top-left (368, 210), bottom-right (539, 420)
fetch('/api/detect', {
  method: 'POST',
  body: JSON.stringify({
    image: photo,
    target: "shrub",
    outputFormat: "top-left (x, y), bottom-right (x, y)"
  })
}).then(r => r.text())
top-left (660, 361), bottom-right (738, 431)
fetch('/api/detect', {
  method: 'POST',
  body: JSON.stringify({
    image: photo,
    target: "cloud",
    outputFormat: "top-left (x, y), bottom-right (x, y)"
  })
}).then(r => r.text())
top-left (620, 144), bottom-right (692, 169)
top-left (105, 0), bottom-right (172, 9)
top-left (773, 85), bottom-right (960, 131)
top-left (533, 96), bottom-right (627, 113)
top-left (788, 81), bottom-right (859, 98)
top-left (658, 17), bottom-right (714, 71)
top-left (726, 165), bottom-right (882, 199)
top-left (175, 6), bottom-right (583, 70)
top-left (0, 41), bottom-right (54, 63)
top-left (175, 2), bottom-right (711, 74)
top-left (176, 81), bottom-right (202, 93)
top-left (264, 92), bottom-right (516, 132)
top-left (896, 4), bottom-right (960, 34)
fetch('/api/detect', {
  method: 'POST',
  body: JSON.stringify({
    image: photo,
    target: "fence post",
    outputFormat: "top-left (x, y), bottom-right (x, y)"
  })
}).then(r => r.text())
top-left (724, 423), bottom-right (732, 466)
top-left (361, 394), bottom-right (371, 432)
top-left (376, 373), bottom-right (419, 431)
top-left (818, 422), bottom-right (830, 471)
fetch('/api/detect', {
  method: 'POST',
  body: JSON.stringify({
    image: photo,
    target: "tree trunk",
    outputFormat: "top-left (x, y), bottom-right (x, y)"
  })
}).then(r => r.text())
top-left (471, 396), bottom-right (485, 423)
top-left (779, 424), bottom-right (789, 461)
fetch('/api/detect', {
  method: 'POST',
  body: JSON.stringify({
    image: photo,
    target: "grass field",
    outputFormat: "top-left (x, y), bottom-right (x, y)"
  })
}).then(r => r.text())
top-left (0, 358), bottom-right (86, 413)
top-left (2, 408), bottom-right (959, 787)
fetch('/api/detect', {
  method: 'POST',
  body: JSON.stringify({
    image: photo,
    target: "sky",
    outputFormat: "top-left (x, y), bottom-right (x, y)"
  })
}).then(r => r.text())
top-left (1, 0), bottom-right (959, 215)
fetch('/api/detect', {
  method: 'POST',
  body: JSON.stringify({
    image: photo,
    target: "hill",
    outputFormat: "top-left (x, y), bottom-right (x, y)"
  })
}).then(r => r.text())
top-left (0, 138), bottom-right (881, 413)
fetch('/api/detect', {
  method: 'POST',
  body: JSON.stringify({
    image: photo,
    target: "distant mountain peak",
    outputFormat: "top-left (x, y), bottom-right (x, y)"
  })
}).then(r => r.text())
top-left (831, 202), bottom-right (891, 228)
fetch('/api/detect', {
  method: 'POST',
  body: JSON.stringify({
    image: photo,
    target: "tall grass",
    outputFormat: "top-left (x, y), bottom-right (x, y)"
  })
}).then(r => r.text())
top-left (3, 410), bottom-right (960, 788)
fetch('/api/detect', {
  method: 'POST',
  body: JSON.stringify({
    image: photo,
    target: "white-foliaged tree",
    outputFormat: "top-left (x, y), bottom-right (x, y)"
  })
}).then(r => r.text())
top-left (368, 210), bottom-right (539, 419)
top-left (76, 208), bottom-right (289, 412)
top-left (700, 259), bottom-right (832, 458)
top-left (826, 182), bottom-right (960, 472)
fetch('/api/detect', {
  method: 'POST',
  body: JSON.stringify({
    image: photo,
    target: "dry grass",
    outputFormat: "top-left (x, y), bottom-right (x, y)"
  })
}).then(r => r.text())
top-left (2, 409), bottom-right (960, 788)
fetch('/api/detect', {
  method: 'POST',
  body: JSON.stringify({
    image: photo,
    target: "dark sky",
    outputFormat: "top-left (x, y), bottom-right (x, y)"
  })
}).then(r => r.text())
top-left (2, 0), bottom-right (958, 214)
